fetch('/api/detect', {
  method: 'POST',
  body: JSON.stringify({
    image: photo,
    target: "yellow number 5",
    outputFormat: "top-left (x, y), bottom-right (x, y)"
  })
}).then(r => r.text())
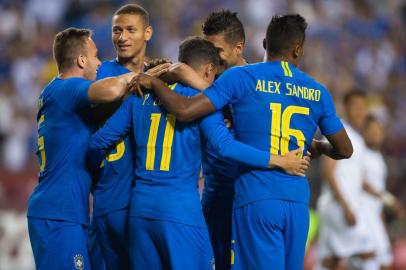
top-left (106, 140), bottom-right (125, 162)
top-left (37, 115), bottom-right (46, 172)
top-left (270, 103), bottom-right (309, 157)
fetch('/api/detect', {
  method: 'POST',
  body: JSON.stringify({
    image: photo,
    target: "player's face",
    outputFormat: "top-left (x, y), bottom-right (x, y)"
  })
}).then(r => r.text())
top-left (364, 121), bottom-right (384, 149)
top-left (112, 14), bottom-right (152, 60)
top-left (206, 34), bottom-right (238, 69)
top-left (345, 96), bottom-right (368, 130)
top-left (83, 38), bottom-right (101, 80)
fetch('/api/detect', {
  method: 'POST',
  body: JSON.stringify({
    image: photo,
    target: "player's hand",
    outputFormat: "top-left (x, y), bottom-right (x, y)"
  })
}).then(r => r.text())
top-left (145, 62), bottom-right (171, 78)
top-left (127, 73), bottom-right (154, 97)
top-left (343, 206), bottom-right (356, 226)
top-left (273, 148), bottom-right (310, 176)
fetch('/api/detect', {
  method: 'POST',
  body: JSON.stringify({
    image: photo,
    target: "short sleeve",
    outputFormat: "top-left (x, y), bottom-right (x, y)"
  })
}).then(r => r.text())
top-left (203, 67), bottom-right (246, 110)
top-left (56, 77), bottom-right (92, 111)
top-left (319, 89), bottom-right (344, 136)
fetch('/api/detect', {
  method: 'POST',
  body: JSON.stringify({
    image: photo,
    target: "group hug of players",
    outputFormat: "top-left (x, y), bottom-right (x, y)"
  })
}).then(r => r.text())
top-left (27, 4), bottom-right (356, 270)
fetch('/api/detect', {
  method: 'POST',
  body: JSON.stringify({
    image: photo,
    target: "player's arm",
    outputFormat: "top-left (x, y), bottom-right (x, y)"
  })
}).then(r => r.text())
top-left (134, 74), bottom-right (215, 122)
top-left (315, 90), bottom-right (353, 159)
top-left (87, 96), bottom-right (134, 168)
top-left (134, 68), bottom-right (243, 122)
top-left (201, 111), bottom-right (310, 176)
top-left (88, 72), bottom-right (140, 104)
top-left (310, 130), bottom-right (353, 160)
top-left (92, 64), bottom-right (170, 125)
top-left (322, 157), bottom-right (356, 226)
top-left (363, 180), bottom-right (402, 212)
top-left (160, 63), bottom-right (210, 90)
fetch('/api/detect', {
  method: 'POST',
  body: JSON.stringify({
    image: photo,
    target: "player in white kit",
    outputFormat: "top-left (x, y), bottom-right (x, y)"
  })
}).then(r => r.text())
top-left (361, 115), bottom-right (394, 270)
top-left (316, 90), bottom-right (375, 270)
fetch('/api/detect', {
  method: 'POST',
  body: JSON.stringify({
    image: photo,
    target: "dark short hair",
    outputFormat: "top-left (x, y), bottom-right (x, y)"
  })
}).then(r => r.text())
top-left (178, 36), bottom-right (220, 69)
top-left (53, 27), bottom-right (92, 72)
top-left (265, 14), bottom-right (307, 56)
top-left (343, 89), bottom-right (367, 105)
top-left (202, 10), bottom-right (245, 45)
top-left (364, 114), bottom-right (379, 129)
top-left (114, 4), bottom-right (149, 26)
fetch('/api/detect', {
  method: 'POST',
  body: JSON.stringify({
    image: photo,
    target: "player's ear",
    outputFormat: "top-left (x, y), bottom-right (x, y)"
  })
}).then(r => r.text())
top-left (263, 38), bottom-right (266, 50)
top-left (144, 26), bottom-right (153, 42)
top-left (77, 54), bottom-right (87, 69)
top-left (293, 44), bottom-right (303, 59)
top-left (202, 63), bottom-right (213, 79)
top-left (234, 41), bottom-right (244, 56)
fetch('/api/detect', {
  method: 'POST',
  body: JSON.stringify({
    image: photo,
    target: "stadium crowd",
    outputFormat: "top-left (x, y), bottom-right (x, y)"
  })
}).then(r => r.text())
top-left (0, 0), bottom-right (405, 269)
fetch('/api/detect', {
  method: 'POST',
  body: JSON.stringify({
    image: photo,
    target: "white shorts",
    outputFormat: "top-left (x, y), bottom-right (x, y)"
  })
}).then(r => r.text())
top-left (364, 208), bottom-right (393, 266)
top-left (317, 199), bottom-right (375, 259)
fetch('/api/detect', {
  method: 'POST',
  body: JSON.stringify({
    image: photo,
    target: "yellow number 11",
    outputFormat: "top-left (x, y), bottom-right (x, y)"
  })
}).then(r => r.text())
top-left (146, 113), bottom-right (176, 171)
top-left (270, 103), bottom-right (309, 157)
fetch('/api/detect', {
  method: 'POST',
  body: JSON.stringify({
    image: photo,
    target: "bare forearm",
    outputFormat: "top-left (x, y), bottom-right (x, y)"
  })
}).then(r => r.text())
top-left (89, 73), bottom-right (135, 104)
top-left (316, 140), bottom-right (350, 160)
top-left (324, 129), bottom-right (353, 159)
top-left (164, 63), bottom-right (210, 90)
top-left (363, 181), bottom-right (382, 198)
top-left (149, 77), bottom-right (216, 122)
top-left (323, 157), bottom-right (349, 207)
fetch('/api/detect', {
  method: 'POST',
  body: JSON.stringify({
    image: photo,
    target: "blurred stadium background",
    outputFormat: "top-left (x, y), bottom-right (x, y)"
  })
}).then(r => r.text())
top-left (0, 0), bottom-right (405, 269)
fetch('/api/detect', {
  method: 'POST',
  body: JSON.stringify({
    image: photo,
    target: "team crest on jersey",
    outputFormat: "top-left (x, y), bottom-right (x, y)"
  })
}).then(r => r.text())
top-left (73, 254), bottom-right (84, 270)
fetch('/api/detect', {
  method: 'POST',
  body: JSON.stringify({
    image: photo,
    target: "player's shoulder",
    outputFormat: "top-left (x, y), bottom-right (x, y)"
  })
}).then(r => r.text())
top-left (97, 59), bottom-right (128, 79)
top-left (49, 77), bottom-right (90, 92)
top-left (172, 82), bottom-right (200, 97)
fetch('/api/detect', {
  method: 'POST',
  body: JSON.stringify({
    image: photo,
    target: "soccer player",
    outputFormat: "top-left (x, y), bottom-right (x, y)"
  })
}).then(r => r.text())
top-left (166, 10), bottom-right (249, 270)
top-left (362, 115), bottom-right (396, 270)
top-left (133, 14), bottom-right (353, 270)
top-left (27, 28), bottom-right (139, 270)
top-left (88, 36), bottom-right (309, 270)
top-left (317, 90), bottom-right (375, 270)
top-left (200, 10), bottom-right (247, 270)
top-left (90, 5), bottom-right (169, 270)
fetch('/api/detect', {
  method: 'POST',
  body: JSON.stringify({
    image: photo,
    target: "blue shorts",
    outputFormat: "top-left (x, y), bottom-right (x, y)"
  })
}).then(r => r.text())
top-left (93, 208), bottom-right (130, 270)
top-left (203, 198), bottom-right (233, 270)
top-left (129, 216), bottom-right (213, 270)
top-left (28, 217), bottom-right (91, 270)
top-left (231, 199), bottom-right (309, 270)
top-left (88, 219), bottom-right (105, 270)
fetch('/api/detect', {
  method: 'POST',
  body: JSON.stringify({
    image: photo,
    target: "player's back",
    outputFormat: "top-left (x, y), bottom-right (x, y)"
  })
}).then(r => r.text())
top-left (130, 83), bottom-right (206, 227)
top-left (93, 60), bottom-right (135, 217)
top-left (206, 61), bottom-right (343, 207)
top-left (28, 77), bottom-right (94, 225)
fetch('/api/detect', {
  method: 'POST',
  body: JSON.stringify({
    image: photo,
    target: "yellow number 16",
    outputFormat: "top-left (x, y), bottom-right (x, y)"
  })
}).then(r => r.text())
top-left (270, 103), bottom-right (309, 157)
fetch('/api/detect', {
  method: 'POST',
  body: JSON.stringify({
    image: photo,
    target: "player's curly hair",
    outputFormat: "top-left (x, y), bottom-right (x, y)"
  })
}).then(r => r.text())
top-left (178, 36), bottom-right (220, 69)
top-left (53, 27), bottom-right (92, 72)
top-left (202, 10), bottom-right (245, 45)
top-left (266, 14), bottom-right (307, 56)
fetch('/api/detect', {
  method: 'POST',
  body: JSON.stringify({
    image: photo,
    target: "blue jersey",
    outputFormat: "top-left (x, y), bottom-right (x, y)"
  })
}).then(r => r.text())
top-left (28, 77), bottom-right (94, 226)
top-left (88, 83), bottom-right (270, 228)
top-left (203, 60), bottom-right (344, 207)
top-left (93, 60), bottom-right (134, 217)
